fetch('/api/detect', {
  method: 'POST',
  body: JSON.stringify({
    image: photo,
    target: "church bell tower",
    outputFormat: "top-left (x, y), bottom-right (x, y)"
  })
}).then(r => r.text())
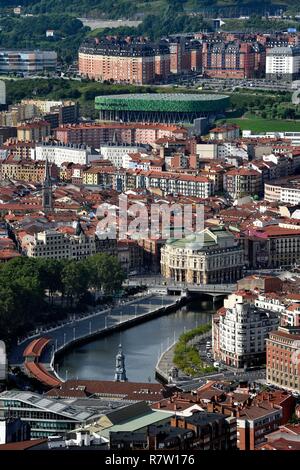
top-left (42, 158), bottom-right (53, 213)
top-left (114, 344), bottom-right (128, 382)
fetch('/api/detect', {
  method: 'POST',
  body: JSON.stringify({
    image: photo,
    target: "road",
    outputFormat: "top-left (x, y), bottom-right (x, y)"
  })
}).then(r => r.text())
top-left (178, 368), bottom-right (267, 391)
top-left (78, 18), bottom-right (142, 29)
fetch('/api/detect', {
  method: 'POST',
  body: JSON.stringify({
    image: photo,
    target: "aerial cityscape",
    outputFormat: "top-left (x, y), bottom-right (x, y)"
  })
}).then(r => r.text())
top-left (1, 0), bottom-right (300, 458)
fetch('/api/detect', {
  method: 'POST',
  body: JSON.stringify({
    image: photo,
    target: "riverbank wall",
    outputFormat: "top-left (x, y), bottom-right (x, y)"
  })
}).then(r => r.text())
top-left (50, 295), bottom-right (188, 382)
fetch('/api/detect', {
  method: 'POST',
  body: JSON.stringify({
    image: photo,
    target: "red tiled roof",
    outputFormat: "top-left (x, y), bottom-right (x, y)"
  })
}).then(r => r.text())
top-left (0, 439), bottom-right (47, 450)
top-left (258, 438), bottom-right (300, 451)
top-left (226, 168), bottom-right (261, 177)
top-left (264, 226), bottom-right (300, 237)
top-left (46, 379), bottom-right (172, 402)
top-left (55, 123), bottom-right (187, 132)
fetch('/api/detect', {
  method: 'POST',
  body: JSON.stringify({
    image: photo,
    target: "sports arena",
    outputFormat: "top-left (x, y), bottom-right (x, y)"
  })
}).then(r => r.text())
top-left (95, 93), bottom-right (229, 124)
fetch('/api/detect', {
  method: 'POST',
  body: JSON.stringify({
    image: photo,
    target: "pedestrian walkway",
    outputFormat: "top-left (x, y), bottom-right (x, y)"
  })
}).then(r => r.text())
top-left (9, 294), bottom-right (182, 369)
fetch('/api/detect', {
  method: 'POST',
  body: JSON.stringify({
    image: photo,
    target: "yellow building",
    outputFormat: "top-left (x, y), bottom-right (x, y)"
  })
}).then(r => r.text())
top-left (17, 120), bottom-right (51, 142)
top-left (0, 159), bottom-right (57, 183)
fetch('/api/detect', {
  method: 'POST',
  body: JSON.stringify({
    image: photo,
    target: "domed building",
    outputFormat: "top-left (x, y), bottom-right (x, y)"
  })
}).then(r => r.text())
top-left (160, 226), bottom-right (244, 285)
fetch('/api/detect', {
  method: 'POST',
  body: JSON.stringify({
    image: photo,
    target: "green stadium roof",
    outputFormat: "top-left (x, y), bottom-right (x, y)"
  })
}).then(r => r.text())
top-left (95, 93), bottom-right (229, 113)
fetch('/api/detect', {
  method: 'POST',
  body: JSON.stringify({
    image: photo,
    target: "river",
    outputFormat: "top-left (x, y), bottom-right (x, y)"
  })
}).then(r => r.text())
top-left (57, 298), bottom-right (219, 383)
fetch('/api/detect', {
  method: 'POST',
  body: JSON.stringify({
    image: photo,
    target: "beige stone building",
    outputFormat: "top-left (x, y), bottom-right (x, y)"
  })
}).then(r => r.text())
top-left (27, 229), bottom-right (96, 260)
top-left (160, 227), bottom-right (244, 284)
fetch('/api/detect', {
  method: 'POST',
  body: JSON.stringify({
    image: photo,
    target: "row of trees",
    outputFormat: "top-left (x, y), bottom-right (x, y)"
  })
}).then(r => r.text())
top-left (228, 90), bottom-right (300, 120)
top-left (0, 254), bottom-right (125, 342)
top-left (4, 78), bottom-right (180, 118)
top-left (173, 324), bottom-right (215, 377)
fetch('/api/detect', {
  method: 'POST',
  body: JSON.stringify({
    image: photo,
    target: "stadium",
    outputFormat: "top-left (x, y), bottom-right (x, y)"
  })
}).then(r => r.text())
top-left (95, 93), bottom-right (229, 124)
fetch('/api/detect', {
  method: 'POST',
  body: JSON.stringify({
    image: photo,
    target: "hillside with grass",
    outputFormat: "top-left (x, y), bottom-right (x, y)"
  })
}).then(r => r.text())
top-left (1, 1), bottom-right (299, 19)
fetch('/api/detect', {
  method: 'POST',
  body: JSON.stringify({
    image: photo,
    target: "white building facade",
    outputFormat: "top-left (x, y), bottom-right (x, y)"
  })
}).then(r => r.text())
top-left (100, 145), bottom-right (146, 168)
top-left (32, 143), bottom-right (98, 167)
top-left (216, 294), bottom-right (279, 368)
top-left (266, 46), bottom-right (300, 81)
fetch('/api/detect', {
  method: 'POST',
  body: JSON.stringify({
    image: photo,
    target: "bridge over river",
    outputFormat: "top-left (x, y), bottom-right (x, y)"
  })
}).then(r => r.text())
top-left (125, 275), bottom-right (236, 297)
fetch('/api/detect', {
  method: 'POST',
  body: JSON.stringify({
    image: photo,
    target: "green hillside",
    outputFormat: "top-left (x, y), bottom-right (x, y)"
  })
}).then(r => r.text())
top-left (0, 1), bottom-right (298, 19)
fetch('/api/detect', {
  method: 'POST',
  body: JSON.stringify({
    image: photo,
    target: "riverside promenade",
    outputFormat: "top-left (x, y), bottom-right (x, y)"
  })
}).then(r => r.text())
top-left (155, 329), bottom-right (212, 383)
top-left (9, 293), bottom-right (183, 378)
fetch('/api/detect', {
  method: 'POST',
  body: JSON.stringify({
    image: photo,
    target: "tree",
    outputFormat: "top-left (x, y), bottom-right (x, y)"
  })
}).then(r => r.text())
top-left (85, 253), bottom-right (125, 295)
top-left (61, 260), bottom-right (89, 306)
top-left (36, 258), bottom-right (63, 303)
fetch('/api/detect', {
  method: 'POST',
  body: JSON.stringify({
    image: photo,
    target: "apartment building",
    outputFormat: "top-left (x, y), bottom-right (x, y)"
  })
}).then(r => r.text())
top-left (145, 172), bottom-right (213, 198)
top-left (0, 140), bottom-right (35, 160)
top-left (214, 293), bottom-right (279, 368)
top-left (32, 142), bottom-right (98, 167)
top-left (266, 46), bottom-right (300, 81)
top-left (83, 166), bottom-right (115, 188)
top-left (0, 159), bottom-right (57, 183)
top-left (265, 176), bottom-right (300, 204)
top-left (100, 145), bottom-right (145, 169)
top-left (209, 124), bottom-right (240, 141)
top-left (161, 227), bottom-right (244, 284)
top-left (78, 39), bottom-right (170, 84)
top-left (245, 225), bottom-right (300, 269)
top-left (0, 100), bottom-right (78, 129)
top-left (26, 229), bottom-right (96, 260)
top-left (206, 396), bottom-right (282, 450)
top-left (266, 326), bottom-right (300, 393)
top-left (17, 120), bottom-right (51, 142)
top-left (55, 123), bottom-right (187, 148)
top-left (281, 304), bottom-right (300, 328)
top-left (202, 42), bottom-right (256, 79)
top-left (21, 99), bottom-right (78, 127)
top-left (170, 412), bottom-right (237, 450)
top-left (223, 167), bottom-right (262, 199)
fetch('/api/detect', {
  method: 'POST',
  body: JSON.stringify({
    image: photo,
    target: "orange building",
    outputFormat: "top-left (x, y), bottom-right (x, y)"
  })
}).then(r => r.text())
top-left (78, 39), bottom-right (170, 84)
top-left (202, 42), bottom-right (257, 79)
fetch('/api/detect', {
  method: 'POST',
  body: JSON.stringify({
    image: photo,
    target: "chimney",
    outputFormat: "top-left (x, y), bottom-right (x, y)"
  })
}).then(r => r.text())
top-left (173, 404), bottom-right (177, 411)
top-left (157, 402), bottom-right (161, 409)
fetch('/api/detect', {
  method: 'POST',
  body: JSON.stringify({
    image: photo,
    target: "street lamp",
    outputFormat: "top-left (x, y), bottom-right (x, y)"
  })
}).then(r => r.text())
top-left (63, 333), bottom-right (66, 346)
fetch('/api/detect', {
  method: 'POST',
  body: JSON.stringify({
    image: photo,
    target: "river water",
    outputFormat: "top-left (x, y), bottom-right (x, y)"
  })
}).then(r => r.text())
top-left (57, 299), bottom-right (218, 383)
